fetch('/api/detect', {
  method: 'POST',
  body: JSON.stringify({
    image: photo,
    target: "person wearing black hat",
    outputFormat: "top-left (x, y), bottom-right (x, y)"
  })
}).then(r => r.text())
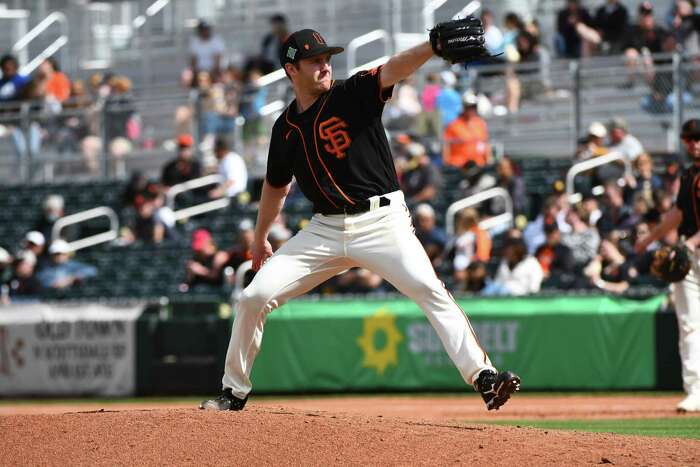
top-left (201, 28), bottom-right (520, 412)
top-left (636, 119), bottom-right (700, 412)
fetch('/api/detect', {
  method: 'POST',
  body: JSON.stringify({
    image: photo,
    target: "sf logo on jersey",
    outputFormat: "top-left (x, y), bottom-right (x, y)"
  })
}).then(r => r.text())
top-left (319, 116), bottom-right (351, 159)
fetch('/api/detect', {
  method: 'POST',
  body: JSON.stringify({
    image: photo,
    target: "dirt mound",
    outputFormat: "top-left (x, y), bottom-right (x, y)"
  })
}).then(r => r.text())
top-left (1, 405), bottom-right (699, 466)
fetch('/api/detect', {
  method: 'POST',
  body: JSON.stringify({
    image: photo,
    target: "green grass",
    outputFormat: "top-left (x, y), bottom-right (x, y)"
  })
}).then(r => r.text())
top-left (483, 418), bottom-right (700, 440)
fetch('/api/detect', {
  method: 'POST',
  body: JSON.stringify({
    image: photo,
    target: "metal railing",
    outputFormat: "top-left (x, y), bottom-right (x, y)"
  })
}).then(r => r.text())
top-left (12, 11), bottom-right (68, 76)
top-left (52, 206), bottom-right (120, 252)
top-left (445, 187), bottom-right (513, 236)
top-left (166, 174), bottom-right (230, 221)
top-left (565, 151), bottom-right (631, 204)
top-left (347, 29), bottom-right (393, 76)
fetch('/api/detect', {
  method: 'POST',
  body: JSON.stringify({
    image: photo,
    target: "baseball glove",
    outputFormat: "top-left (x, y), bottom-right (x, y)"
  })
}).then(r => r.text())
top-left (651, 244), bottom-right (692, 283)
top-left (429, 16), bottom-right (490, 64)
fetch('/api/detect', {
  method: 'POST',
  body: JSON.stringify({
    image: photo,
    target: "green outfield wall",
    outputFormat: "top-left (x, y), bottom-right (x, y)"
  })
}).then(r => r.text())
top-left (249, 295), bottom-right (667, 392)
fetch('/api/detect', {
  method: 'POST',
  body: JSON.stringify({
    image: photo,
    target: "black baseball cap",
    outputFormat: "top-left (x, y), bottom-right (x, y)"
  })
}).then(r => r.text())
top-left (681, 119), bottom-right (700, 139)
top-left (279, 29), bottom-right (344, 68)
top-left (639, 1), bottom-right (653, 15)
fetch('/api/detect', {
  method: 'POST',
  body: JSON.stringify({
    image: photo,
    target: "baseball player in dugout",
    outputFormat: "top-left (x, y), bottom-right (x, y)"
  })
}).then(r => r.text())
top-left (201, 21), bottom-right (521, 412)
top-left (636, 119), bottom-right (700, 413)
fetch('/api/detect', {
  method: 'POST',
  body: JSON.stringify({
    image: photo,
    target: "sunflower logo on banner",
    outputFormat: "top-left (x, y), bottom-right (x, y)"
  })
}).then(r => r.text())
top-left (356, 308), bottom-right (403, 376)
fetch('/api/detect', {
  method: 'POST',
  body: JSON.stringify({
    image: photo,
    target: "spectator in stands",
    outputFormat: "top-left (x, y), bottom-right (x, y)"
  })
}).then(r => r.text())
top-left (482, 236), bottom-right (543, 296)
top-left (451, 208), bottom-right (491, 287)
top-left (594, 0), bottom-right (630, 54)
top-left (36, 239), bottom-right (97, 291)
top-left (535, 223), bottom-right (576, 288)
top-left (122, 194), bottom-right (173, 245)
top-left (260, 14), bottom-right (289, 74)
top-left (668, 0), bottom-right (700, 53)
top-left (626, 152), bottom-right (662, 206)
top-left (189, 20), bottom-right (225, 85)
top-left (197, 70), bottom-right (234, 140)
top-left (0, 54), bottom-right (42, 162)
top-left (582, 194), bottom-right (603, 226)
top-left (435, 71), bottom-right (461, 127)
top-left (161, 134), bottom-right (202, 187)
top-left (492, 157), bottom-right (528, 217)
top-left (415, 73), bottom-right (441, 139)
top-left (388, 78), bottom-right (422, 130)
top-left (208, 136), bottom-right (248, 199)
top-left (585, 233), bottom-right (637, 293)
top-left (482, 9), bottom-right (505, 56)
top-left (413, 203), bottom-right (448, 268)
top-left (561, 203), bottom-right (600, 270)
top-left (442, 93), bottom-right (490, 168)
top-left (556, 0), bottom-right (599, 58)
top-left (104, 75), bottom-right (137, 160)
top-left (239, 68), bottom-right (268, 161)
top-left (622, 2), bottom-right (675, 89)
top-left (38, 58), bottom-right (71, 104)
top-left (14, 232), bottom-right (46, 288)
top-left (227, 218), bottom-right (255, 273)
top-left (54, 79), bottom-right (99, 173)
top-left (400, 142), bottom-right (441, 204)
top-left (33, 194), bottom-right (70, 244)
top-left (524, 195), bottom-right (570, 254)
top-left (183, 228), bottom-right (230, 289)
top-left (0, 247), bottom-right (13, 292)
top-left (596, 181), bottom-right (633, 236)
top-left (607, 117), bottom-right (644, 162)
top-left (333, 267), bottom-right (385, 294)
top-left (575, 121), bottom-right (609, 161)
top-left (20, 231), bottom-right (46, 259)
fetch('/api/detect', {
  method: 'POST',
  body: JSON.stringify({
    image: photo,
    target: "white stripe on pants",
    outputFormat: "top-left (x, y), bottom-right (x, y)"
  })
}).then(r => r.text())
top-left (672, 249), bottom-right (700, 397)
top-left (222, 191), bottom-right (494, 398)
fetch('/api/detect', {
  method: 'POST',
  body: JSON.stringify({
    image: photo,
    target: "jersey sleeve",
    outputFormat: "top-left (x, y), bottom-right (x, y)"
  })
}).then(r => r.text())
top-left (675, 172), bottom-right (693, 218)
top-left (340, 65), bottom-right (394, 116)
top-left (265, 118), bottom-right (294, 188)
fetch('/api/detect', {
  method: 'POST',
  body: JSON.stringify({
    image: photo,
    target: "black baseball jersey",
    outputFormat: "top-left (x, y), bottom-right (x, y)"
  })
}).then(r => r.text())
top-left (676, 164), bottom-right (700, 237)
top-left (265, 66), bottom-right (400, 213)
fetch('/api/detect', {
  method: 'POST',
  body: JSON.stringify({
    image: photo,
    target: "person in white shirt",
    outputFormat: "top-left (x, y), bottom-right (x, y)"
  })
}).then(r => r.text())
top-left (190, 20), bottom-right (225, 80)
top-left (481, 9), bottom-right (504, 55)
top-left (209, 137), bottom-right (248, 199)
top-left (607, 117), bottom-right (644, 161)
top-left (482, 236), bottom-right (543, 296)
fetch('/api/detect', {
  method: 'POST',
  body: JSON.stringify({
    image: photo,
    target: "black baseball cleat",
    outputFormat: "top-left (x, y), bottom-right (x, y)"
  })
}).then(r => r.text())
top-left (475, 370), bottom-right (521, 411)
top-left (200, 388), bottom-right (248, 411)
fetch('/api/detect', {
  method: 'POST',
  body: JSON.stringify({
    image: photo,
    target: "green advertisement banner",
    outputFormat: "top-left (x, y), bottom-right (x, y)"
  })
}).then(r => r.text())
top-left (250, 295), bottom-right (666, 392)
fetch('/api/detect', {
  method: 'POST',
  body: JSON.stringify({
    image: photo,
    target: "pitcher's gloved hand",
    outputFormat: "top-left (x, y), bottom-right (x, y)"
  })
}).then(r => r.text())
top-left (651, 243), bottom-right (692, 283)
top-left (429, 16), bottom-right (492, 64)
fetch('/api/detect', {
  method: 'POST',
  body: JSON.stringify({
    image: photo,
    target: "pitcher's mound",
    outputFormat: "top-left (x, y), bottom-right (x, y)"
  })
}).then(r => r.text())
top-left (2, 405), bottom-right (700, 466)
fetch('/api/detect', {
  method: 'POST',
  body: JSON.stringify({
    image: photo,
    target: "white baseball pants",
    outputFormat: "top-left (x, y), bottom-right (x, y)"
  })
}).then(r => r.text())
top-left (672, 248), bottom-right (700, 397)
top-left (222, 190), bottom-right (495, 398)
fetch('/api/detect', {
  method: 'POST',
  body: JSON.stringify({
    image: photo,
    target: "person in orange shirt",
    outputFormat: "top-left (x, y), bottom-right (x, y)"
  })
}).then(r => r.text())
top-left (452, 208), bottom-right (491, 287)
top-left (442, 93), bottom-right (491, 168)
top-left (39, 58), bottom-right (71, 103)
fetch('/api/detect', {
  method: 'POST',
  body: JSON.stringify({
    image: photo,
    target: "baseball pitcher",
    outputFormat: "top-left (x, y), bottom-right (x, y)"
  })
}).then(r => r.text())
top-left (201, 20), bottom-right (520, 411)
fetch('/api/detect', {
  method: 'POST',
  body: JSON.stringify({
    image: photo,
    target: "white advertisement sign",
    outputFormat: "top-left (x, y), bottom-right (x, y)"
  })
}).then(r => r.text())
top-left (0, 303), bottom-right (142, 396)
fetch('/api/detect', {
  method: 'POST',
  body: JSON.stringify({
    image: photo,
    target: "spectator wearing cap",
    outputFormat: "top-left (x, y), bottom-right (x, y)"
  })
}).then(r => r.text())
top-left (189, 20), bottom-right (225, 84)
top-left (413, 204), bottom-right (448, 267)
top-left (36, 240), bottom-right (97, 291)
top-left (183, 229), bottom-right (230, 289)
top-left (482, 236), bottom-right (543, 296)
top-left (622, 2), bottom-right (675, 89)
top-left (535, 223), bottom-right (576, 288)
top-left (576, 121), bottom-right (609, 161)
top-left (491, 157), bottom-right (528, 217)
top-left (442, 93), bottom-right (490, 168)
top-left (608, 117), bottom-right (644, 162)
top-left (400, 142), bottom-right (441, 204)
top-left (161, 134), bottom-right (202, 187)
top-left (226, 219), bottom-right (255, 273)
top-left (22, 231), bottom-right (46, 258)
top-left (259, 14), bottom-right (290, 74)
top-left (208, 136), bottom-right (248, 199)
top-left (435, 71), bottom-right (461, 126)
top-left (562, 203), bottom-right (600, 269)
top-left (594, 0), bottom-right (630, 54)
